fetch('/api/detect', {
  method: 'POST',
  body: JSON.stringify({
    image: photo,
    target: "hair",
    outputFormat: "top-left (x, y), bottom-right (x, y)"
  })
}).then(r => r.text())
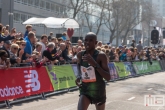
top-left (50, 32), bottom-right (53, 35)
top-left (41, 34), bottom-right (48, 40)
top-left (11, 43), bottom-right (19, 49)
top-left (47, 42), bottom-right (55, 48)
top-left (62, 32), bottom-right (67, 36)
top-left (0, 23), bottom-right (3, 32)
top-left (101, 48), bottom-right (106, 53)
top-left (20, 40), bottom-right (26, 44)
top-left (2, 27), bottom-right (6, 33)
top-left (28, 31), bottom-right (35, 38)
top-left (104, 45), bottom-right (109, 49)
top-left (26, 24), bottom-right (32, 30)
top-left (0, 50), bottom-right (7, 57)
top-left (115, 47), bottom-right (120, 53)
top-left (105, 49), bottom-right (110, 54)
top-left (35, 42), bottom-right (42, 48)
top-left (96, 47), bottom-right (101, 51)
top-left (16, 41), bottom-right (21, 45)
top-left (72, 46), bottom-right (77, 56)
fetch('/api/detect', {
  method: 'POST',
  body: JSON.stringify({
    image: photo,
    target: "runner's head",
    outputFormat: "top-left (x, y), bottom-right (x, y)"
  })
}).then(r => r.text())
top-left (84, 32), bottom-right (97, 51)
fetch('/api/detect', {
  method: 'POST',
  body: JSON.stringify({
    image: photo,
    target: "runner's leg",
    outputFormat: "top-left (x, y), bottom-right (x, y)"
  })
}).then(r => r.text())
top-left (95, 103), bottom-right (105, 110)
top-left (78, 95), bottom-right (90, 110)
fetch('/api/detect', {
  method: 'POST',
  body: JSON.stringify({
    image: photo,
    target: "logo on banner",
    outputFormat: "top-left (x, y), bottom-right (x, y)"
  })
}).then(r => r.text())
top-left (144, 95), bottom-right (165, 106)
top-left (50, 72), bottom-right (58, 84)
top-left (24, 70), bottom-right (40, 93)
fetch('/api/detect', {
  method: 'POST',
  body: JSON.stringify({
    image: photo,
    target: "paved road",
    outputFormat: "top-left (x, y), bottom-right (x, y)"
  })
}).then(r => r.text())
top-left (1, 72), bottom-right (165, 110)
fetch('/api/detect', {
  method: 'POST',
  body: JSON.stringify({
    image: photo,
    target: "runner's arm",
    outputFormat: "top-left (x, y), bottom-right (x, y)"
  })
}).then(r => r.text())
top-left (75, 52), bottom-right (82, 87)
top-left (96, 53), bottom-right (110, 81)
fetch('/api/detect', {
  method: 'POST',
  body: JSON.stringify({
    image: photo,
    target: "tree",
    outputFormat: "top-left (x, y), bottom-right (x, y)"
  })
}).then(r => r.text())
top-left (83, 0), bottom-right (106, 35)
top-left (104, 0), bottom-right (156, 45)
top-left (67, 0), bottom-right (85, 19)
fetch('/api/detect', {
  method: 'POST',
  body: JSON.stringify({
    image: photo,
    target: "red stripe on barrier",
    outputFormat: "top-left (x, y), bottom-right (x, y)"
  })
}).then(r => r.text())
top-left (0, 67), bottom-right (54, 101)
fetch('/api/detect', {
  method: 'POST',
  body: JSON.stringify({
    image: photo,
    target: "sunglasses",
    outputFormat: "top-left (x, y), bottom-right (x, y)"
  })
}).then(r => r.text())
top-left (21, 44), bottom-right (26, 46)
top-left (14, 48), bottom-right (18, 50)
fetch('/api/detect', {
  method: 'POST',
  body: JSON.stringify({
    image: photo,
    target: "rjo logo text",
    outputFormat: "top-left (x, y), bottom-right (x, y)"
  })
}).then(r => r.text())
top-left (144, 95), bottom-right (165, 106)
top-left (24, 70), bottom-right (40, 93)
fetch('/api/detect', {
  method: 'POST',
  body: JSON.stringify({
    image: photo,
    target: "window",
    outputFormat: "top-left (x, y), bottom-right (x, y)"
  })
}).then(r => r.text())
top-left (14, 13), bottom-right (20, 22)
top-left (60, 7), bottom-right (64, 14)
top-left (21, 14), bottom-right (27, 22)
top-left (40, 1), bottom-right (45, 9)
top-left (56, 5), bottom-right (59, 12)
top-left (46, 2), bottom-right (50, 11)
top-left (51, 3), bottom-right (55, 12)
top-left (34, 0), bottom-right (39, 7)
top-left (22, 0), bottom-right (27, 5)
top-left (28, 0), bottom-right (33, 6)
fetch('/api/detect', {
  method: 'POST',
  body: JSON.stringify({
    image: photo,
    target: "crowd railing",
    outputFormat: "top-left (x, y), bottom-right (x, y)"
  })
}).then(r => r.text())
top-left (0, 60), bottom-right (164, 108)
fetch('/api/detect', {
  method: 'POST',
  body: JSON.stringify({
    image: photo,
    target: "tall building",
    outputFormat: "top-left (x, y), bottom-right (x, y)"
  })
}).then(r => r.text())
top-left (0, 0), bottom-right (110, 43)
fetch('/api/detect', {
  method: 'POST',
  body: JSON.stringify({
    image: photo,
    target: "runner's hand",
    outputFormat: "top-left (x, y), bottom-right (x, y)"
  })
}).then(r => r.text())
top-left (82, 54), bottom-right (97, 66)
top-left (75, 78), bottom-right (81, 87)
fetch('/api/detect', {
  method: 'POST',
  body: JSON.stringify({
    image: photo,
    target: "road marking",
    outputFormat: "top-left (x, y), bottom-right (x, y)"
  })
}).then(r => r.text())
top-left (147, 88), bottom-right (153, 91)
top-left (127, 97), bottom-right (135, 101)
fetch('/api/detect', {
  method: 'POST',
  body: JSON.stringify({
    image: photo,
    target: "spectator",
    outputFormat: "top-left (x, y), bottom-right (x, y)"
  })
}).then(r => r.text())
top-left (24, 31), bottom-right (36, 59)
top-left (40, 34), bottom-right (48, 54)
top-left (62, 32), bottom-right (68, 41)
top-left (97, 41), bottom-right (102, 47)
top-left (59, 43), bottom-right (72, 62)
top-left (10, 44), bottom-right (21, 66)
top-left (136, 41), bottom-right (143, 52)
top-left (131, 40), bottom-right (136, 48)
top-left (48, 32), bottom-right (53, 42)
top-left (6, 25), bottom-right (9, 31)
top-left (43, 42), bottom-right (60, 63)
top-left (0, 40), bottom-right (11, 58)
top-left (76, 46), bottom-right (82, 53)
top-left (24, 24), bottom-right (32, 38)
top-left (17, 40), bottom-right (26, 62)
top-left (33, 42), bottom-right (42, 60)
top-left (109, 47), bottom-right (115, 61)
top-left (0, 24), bottom-right (15, 42)
top-left (4, 30), bottom-right (9, 36)
top-left (77, 39), bottom-right (83, 47)
top-left (0, 50), bottom-right (10, 69)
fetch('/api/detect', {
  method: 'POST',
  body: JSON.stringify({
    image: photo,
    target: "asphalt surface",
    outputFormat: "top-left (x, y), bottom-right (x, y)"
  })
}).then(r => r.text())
top-left (1, 72), bottom-right (165, 110)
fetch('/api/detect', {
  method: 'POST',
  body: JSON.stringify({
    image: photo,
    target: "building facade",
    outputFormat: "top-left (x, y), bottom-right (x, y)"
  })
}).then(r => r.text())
top-left (0, 0), bottom-right (110, 44)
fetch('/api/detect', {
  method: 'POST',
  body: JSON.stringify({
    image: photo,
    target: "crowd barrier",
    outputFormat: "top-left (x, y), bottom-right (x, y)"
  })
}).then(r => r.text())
top-left (0, 60), bottom-right (164, 108)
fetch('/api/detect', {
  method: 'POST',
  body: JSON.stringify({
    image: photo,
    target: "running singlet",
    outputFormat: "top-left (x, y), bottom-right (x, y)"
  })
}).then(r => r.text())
top-left (79, 50), bottom-right (106, 104)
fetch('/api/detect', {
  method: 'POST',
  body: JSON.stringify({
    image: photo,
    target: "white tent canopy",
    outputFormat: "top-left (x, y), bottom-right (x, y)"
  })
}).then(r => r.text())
top-left (23, 17), bottom-right (79, 28)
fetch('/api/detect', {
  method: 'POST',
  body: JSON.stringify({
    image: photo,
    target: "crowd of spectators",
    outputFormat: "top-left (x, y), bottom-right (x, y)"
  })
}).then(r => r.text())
top-left (0, 23), bottom-right (164, 69)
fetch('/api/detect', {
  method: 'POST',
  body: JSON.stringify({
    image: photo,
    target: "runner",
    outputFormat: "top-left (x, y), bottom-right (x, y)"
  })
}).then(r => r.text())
top-left (75, 32), bottom-right (110, 110)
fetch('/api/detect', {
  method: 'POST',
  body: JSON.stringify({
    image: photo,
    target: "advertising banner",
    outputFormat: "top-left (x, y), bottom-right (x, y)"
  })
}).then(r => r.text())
top-left (148, 61), bottom-right (161, 72)
top-left (108, 63), bottom-right (119, 80)
top-left (0, 67), bottom-right (54, 101)
top-left (114, 62), bottom-right (129, 78)
top-left (133, 61), bottom-right (161, 74)
top-left (123, 62), bottom-right (136, 76)
top-left (133, 61), bottom-right (150, 74)
top-left (46, 65), bottom-right (76, 91)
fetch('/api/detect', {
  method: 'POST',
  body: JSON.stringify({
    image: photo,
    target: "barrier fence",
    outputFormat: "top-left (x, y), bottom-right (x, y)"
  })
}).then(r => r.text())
top-left (0, 60), bottom-right (164, 108)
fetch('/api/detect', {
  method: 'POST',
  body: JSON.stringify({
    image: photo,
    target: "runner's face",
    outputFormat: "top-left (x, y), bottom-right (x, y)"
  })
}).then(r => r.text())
top-left (84, 36), bottom-right (97, 51)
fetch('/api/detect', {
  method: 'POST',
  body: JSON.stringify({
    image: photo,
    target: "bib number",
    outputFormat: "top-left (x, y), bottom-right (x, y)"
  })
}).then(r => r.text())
top-left (81, 66), bottom-right (96, 82)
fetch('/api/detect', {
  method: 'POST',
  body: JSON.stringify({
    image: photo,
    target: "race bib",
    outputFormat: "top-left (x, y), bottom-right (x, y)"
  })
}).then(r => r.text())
top-left (81, 66), bottom-right (96, 82)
